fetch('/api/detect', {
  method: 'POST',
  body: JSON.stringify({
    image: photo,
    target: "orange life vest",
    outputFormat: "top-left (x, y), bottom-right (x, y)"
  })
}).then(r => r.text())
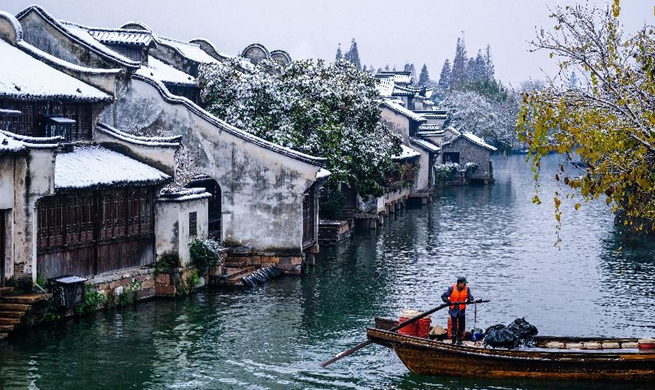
top-left (449, 284), bottom-right (469, 310)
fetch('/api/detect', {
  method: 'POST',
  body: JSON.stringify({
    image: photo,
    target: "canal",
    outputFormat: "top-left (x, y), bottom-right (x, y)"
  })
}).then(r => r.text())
top-left (1, 154), bottom-right (653, 389)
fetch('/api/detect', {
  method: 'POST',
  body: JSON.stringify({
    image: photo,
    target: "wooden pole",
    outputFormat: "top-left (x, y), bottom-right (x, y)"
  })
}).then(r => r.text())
top-left (320, 299), bottom-right (490, 367)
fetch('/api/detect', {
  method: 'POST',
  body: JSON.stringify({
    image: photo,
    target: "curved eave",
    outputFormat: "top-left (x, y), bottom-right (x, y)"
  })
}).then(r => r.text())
top-left (96, 122), bottom-right (182, 148)
top-left (15, 6), bottom-right (140, 70)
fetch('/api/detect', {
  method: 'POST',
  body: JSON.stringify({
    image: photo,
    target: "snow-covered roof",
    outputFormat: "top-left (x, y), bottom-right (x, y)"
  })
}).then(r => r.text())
top-left (392, 144), bottom-right (421, 161)
top-left (316, 168), bottom-right (331, 180)
top-left (418, 123), bottom-right (443, 132)
top-left (59, 21), bottom-right (140, 66)
top-left (0, 109), bottom-right (21, 116)
top-left (380, 100), bottom-right (427, 123)
top-left (15, 7), bottom-right (140, 69)
top-left (96, 122), bottom-right (181, 147)
top-left (16, 40), bottom-right (121, 76)
top-left (48, 117), bottom-right (76, 124)
top-left (376, 71), bottom-right (412, 85)
top-left (137, 57), bottom-right (196, 86)
top-left (392, 85), bottom-right (416, 96)
top-left (87, 28), bottom-right (155, 47)
top-left (409, 137), bottom-right (440, 153)
top-left (0, 39), bottom-right (112, 102)
top-left (462, 132), bottom-right (497, 151)
top-left (0, 135), bottom-right (26, 154)
top-left (55, 145), bottom-right (170, 190)
top-left (155, 36), bottom-right (219, 64)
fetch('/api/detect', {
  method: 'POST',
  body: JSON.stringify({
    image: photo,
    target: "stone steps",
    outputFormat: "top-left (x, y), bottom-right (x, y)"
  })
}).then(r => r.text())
top-left (0, 292), bottom-right (52, 340)
top-left (1, 294), bottom-right (52, 304)
top-left (0, 310), bottom-right (26, 318)
top-left (221, 267), bottom-right (256, 280)
top-left (0, 287), bottom-right (14, 296)
top-left (219, 267), bottom-right (257, 285)
top-left (0, 324), bottom-right (15, 332)
top-left (0, 317), bottom-right (21, 325)
top-left (0, 303), bottom-right (31, 312)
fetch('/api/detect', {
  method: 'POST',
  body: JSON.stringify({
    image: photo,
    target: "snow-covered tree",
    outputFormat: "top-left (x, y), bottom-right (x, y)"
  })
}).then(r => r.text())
top-left (437, 59), bottom-right (451, 91)
top-left (344, 38), bottom-right (361, 69)
top-left (418, 64), bottom-right (431, 87)
top-left (335, 43), bottom-right (343, 61)
top-left (199, 58), bottom-right (403, 197)
top-left (404, 63), bottom-right (417, 85)
top-left (484, 45), bottom-right (495, 80)
top-left (451, 37), bottom-right (468, 88)
top-left (441, 90), bottom-right (520, 150)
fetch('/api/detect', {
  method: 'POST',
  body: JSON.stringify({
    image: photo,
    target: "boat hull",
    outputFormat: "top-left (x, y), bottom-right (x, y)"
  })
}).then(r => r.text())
top-left (367, 328), bottom-right (655, 381)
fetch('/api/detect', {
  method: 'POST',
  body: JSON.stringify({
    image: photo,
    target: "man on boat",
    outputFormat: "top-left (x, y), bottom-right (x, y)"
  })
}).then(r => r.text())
top-left (441, 277), bottom-right (474, 345)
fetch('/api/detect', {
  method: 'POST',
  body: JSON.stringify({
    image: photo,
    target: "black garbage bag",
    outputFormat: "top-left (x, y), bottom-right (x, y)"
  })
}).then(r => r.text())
top-left (508, 317), bottom-right (539, 347)
top-left (483, 325), bottom-right (519, 348)
top-left (484, 324), bottom-right (506, 334)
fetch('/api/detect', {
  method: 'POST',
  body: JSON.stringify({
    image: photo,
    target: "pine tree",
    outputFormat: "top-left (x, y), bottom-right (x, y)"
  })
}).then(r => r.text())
top-left (404, 63), bottom-right (417, 85)
top-left (418, 64), bottom-right (430, 87)
top-left (484, 45), bottom-right (495, 80)
top-left (470, 50), bottom-right (486, 82)
top-left (344, 38), bottom-right (361, 69)
top-left (335, 43), bottom-right (343, 61)
top-left (437, 59), bottom-right (451, 91)
top-left (451, 37), bottom-right (468, 88)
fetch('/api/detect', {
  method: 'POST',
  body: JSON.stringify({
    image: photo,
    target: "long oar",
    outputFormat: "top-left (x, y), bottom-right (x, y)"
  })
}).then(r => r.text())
top-left (320, 299), bottom-right (489, 367)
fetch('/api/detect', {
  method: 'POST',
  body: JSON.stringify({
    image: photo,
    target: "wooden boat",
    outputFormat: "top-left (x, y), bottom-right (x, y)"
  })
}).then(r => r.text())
top-left (367, 318), bottom-right (655, 381)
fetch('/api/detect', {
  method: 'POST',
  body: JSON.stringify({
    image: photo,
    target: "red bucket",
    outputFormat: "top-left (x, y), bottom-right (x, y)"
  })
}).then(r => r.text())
top-left (397, 316), bottom-right (417, 336)
top-left (417, 317), bottom-right (431, 338)
top-left (638, 338), bottom-right (655, 350)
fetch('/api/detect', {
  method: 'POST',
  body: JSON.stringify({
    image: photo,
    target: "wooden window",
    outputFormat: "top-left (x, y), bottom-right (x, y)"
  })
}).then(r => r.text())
top-left (189, 212), bottom-right (197, 238)
top-left (302, 185), bottom-right (316, 247)
top-left (443, 152), bottom-right (460, 164)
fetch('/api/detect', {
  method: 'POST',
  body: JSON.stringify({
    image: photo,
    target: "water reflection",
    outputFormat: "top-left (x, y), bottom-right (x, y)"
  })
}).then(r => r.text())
top-left (1, 154), bottom-right (653, 390)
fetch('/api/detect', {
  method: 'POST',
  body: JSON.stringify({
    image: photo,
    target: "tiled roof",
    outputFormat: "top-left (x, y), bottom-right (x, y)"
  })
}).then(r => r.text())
top-left (462, 132), bottom-right (497, 151)
top-left (87, 29), bottom-right (155, 47)
top-left (58, 20), bottom-right (140, 67)
top-left (392, 144), bottom-right (421, 161)
top-left (380, 100), bottom-right (426, 123)
top-left (137, 57), bottom-right (196, 86)
top-left (0, 39), bottom-right (112, 102)
top-left (15, 7), bottom-right (140, 69)
top-left (418, 124), bottom-right (443, 131)
top-left (156, 36), bottom-right (219, 64)
top-left (392, 85), bottom-right (416, 96)
top-left (55, 145), bottom-right (170, 190)
top-left (409, 137), bottom-right (440, 153)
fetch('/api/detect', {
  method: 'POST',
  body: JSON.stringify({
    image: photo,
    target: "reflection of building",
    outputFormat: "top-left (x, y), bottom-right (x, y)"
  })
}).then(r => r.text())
top-left (14, 6), bottom-right (334, 278)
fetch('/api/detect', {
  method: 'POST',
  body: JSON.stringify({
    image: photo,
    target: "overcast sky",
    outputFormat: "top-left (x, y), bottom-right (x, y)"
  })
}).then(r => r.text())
top-left (3, 1), bottom-right (653, 86)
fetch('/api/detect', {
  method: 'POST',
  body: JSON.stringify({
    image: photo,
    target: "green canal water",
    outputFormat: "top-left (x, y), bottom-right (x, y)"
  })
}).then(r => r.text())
top-left (1, 154), bottom-right (654, 390)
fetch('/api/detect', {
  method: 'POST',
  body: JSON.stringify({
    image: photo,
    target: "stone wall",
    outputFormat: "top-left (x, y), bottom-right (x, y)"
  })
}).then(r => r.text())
top-left (441, 137), bottom-right (493, 181)
top-left (155, 190), bottom-right (210, 266)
